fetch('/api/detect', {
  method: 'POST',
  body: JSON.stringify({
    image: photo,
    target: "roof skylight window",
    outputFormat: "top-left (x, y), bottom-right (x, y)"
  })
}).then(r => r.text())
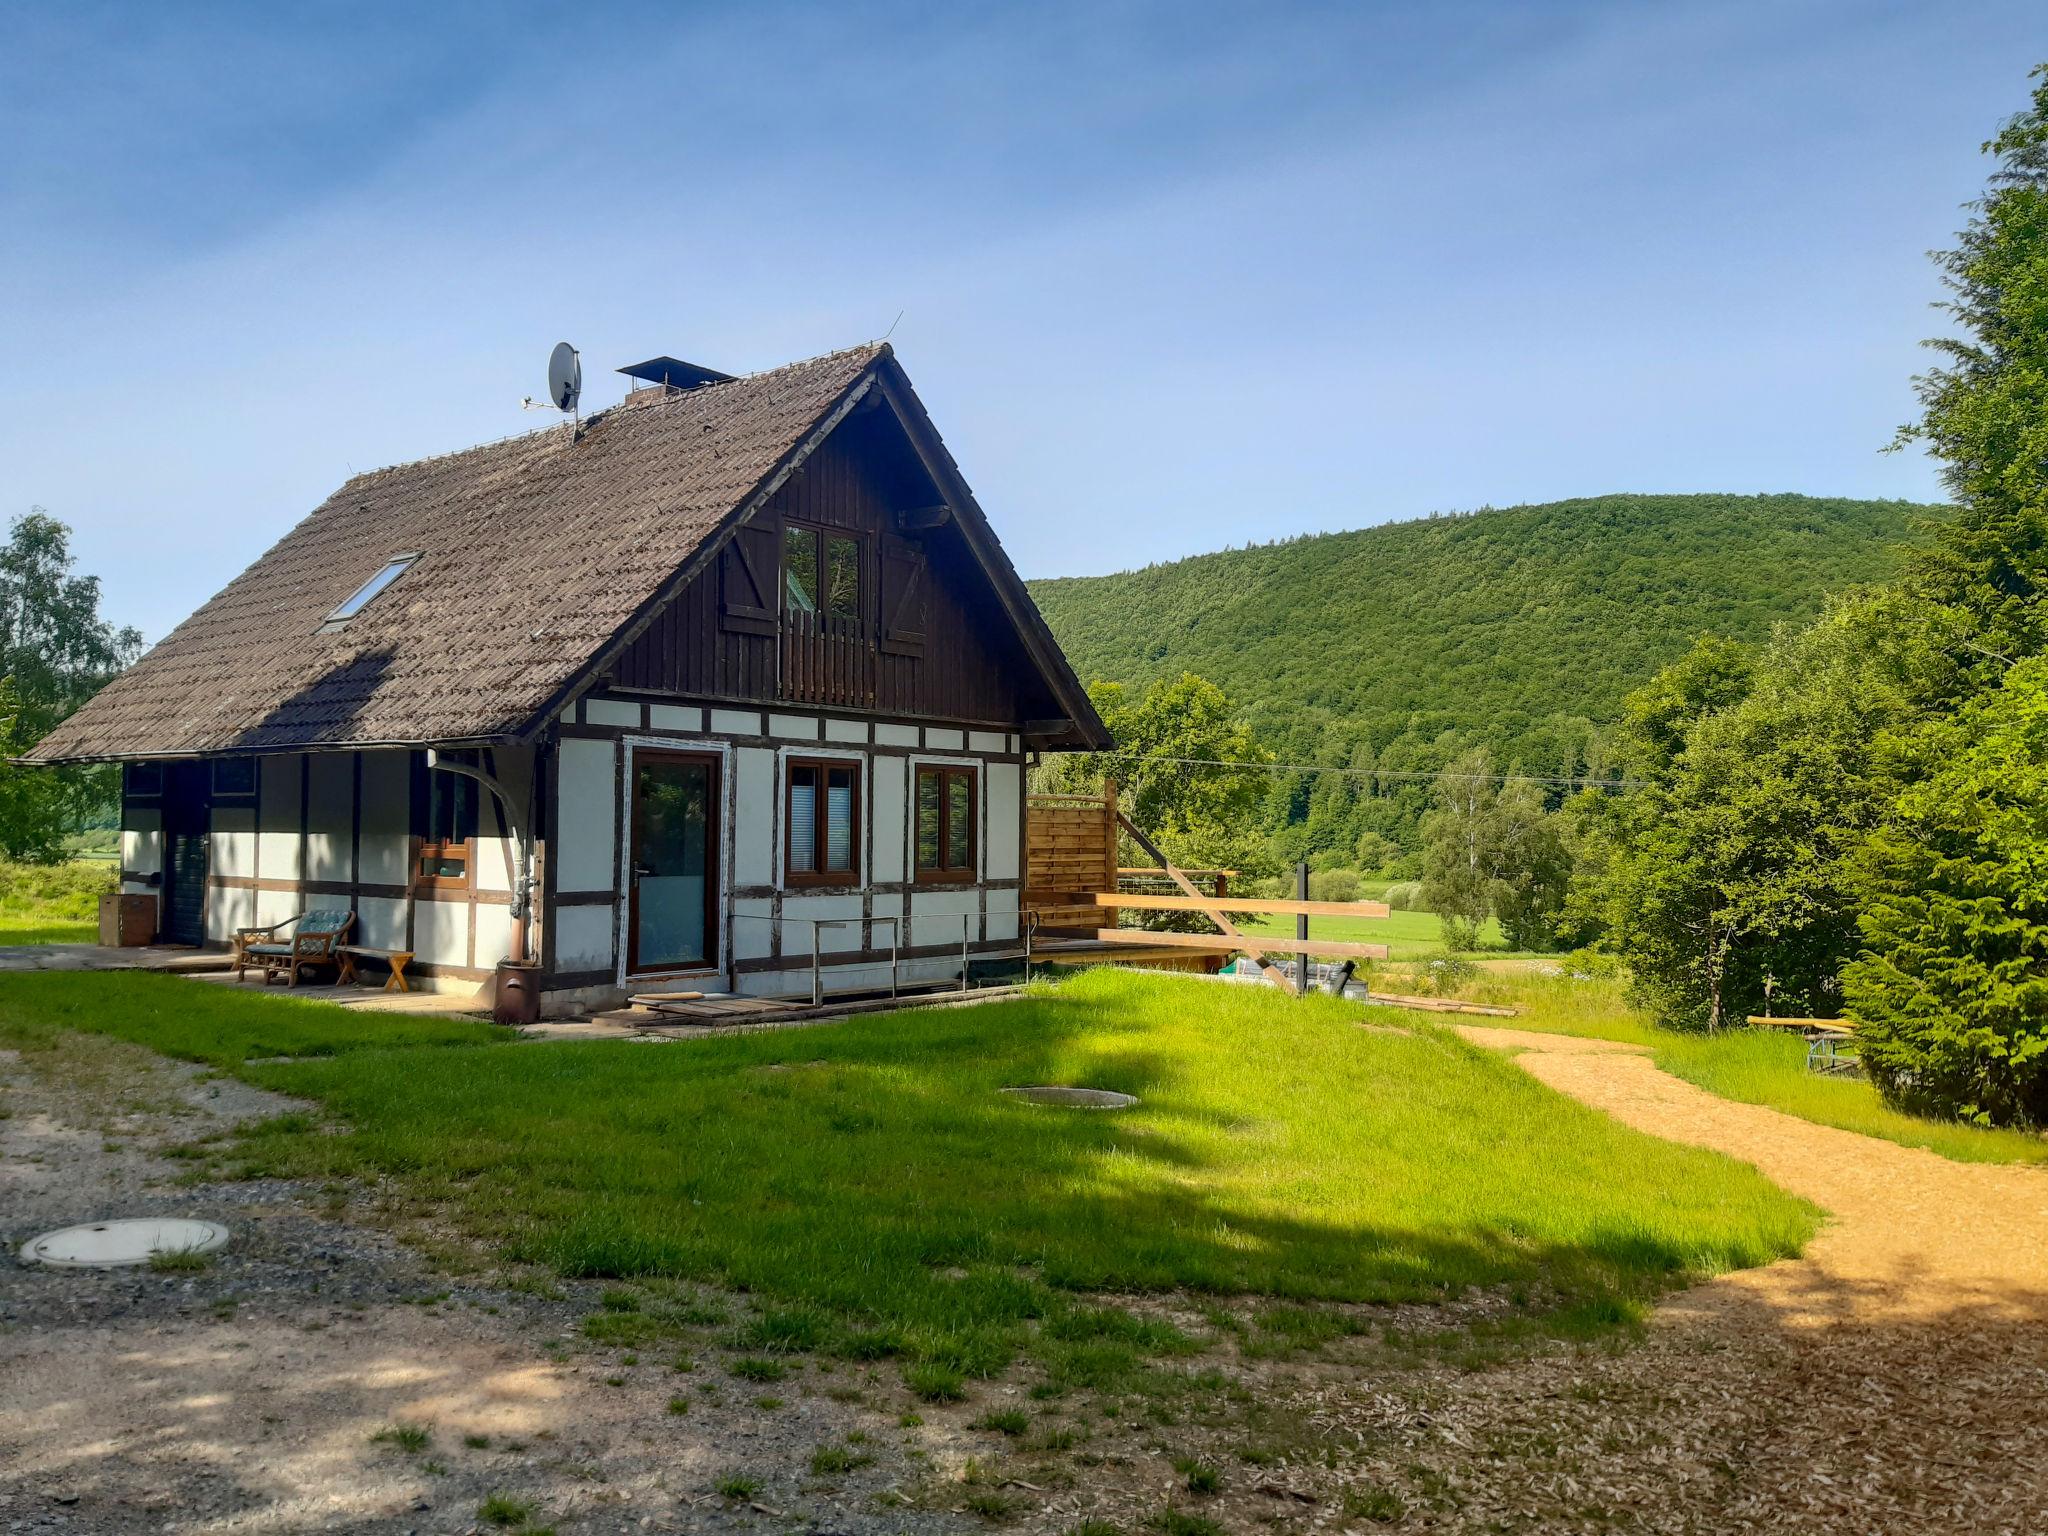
top-left (320, 553), bottom-right (420, 631)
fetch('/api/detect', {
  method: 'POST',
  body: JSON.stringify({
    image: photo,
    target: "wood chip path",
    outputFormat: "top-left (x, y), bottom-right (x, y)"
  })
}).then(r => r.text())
top-left (1437, 1026), bottom-right (2048, 1532)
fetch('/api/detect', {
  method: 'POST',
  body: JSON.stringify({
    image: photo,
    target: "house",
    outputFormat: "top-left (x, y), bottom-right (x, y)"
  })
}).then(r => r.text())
top-left (29, 344), bottom-right (1111, 1010)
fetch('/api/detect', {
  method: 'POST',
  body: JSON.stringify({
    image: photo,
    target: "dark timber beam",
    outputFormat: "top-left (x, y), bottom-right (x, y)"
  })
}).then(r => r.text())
top-left (1022, 717), bottom-right (1075, 739)
top-left (894, 504), bottom-right (952, 532)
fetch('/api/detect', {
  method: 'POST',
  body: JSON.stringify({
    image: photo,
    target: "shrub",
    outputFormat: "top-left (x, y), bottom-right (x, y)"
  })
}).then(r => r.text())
top-left (1382, 880), bottom-right (1424, 912)
top-left (1307, 868), bottom-right (1361, 904)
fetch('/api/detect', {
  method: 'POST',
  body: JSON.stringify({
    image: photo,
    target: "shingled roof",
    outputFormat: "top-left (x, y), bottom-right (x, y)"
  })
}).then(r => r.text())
top-left (31, 344), bottom-right (1107, 762)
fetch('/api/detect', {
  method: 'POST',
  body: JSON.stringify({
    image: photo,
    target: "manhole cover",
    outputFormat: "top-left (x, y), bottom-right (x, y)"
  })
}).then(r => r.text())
top-left (1000, 1086), bottom-right (1138, 1109)
top-left (20, 1218), bottom-right (229, 1269)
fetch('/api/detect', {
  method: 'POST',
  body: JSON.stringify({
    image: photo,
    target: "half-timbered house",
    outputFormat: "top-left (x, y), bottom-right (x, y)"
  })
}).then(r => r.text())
top-left (29, 344), bottom-right (1110, 1011)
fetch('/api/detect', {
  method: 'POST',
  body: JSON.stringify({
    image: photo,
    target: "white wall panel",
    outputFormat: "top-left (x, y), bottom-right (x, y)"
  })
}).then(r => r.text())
top-left (585, 699), bottom-right (640, 728)
top-left (733, 747), bottom-right (775, 887)
top-left (123, 812), bottom-right (162, 878)
top-left (359, 752), bottom-right (411, 885)
top-left (206, 884), bottom-right (254, 944)
top-left (210, 807), bottom-right (255, 879)
top-left (985, 763), bottom-right (1021, 881)
top-left (870, 755), bottom-right (906, 883)
top-left (554, 904), bottom-right (616, 970)
top-left (306, 754), bottom-right (354, 883)
top-left (780, 893), bottom-right (864, 955)
top-left (413, 900), bottom-right (468, 967)
top-left (355, 896), bottom-right (408, 949)
top-left (556, 738), bottom-right (617, 890)
top-left (474, 903), bottom-right (514, 968)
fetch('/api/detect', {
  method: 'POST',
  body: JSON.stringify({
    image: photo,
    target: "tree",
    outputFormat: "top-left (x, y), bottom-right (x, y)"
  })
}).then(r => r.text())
top-left (1843, 70), bottom-right (2048, 1122)
top-left (1418, 749), bottom-right (1569, 952)
top-left (1046, 672), bottom-right (1272, 842)
top-left (1419, 750), bottom-right (1497, 949)
top-left (1846, 657), bottom-right (2048, 1126)
top-left (0, 511), bottom-right (141, 861)
top-left (1893, 66), bottom-right (2048, 678)
top-left (1597, 605), bottom-right (1921, 1028)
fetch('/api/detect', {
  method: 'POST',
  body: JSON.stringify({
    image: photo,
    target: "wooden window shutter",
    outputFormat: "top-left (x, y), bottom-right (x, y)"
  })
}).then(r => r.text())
top-left (719, 522), bottom-right (778, 635)
top-left (880, 549), bottom-right (927, 657)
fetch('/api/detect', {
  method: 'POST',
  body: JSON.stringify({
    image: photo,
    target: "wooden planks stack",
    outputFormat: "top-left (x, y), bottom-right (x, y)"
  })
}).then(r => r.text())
top-left (1024, 781), bottom-right (1120, 934)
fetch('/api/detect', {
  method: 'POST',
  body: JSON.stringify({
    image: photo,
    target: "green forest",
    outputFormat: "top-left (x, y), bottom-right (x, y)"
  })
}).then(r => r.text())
top-left (1032, 492), bottom-right (1929, 862)
top-left (1032, 492), bottom-right (1924, 770)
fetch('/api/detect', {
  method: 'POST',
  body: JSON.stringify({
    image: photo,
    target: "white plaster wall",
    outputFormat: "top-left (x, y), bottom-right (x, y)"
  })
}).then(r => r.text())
top-left (650, 704), bottom-right (702, 733)
top-left (206, 884), bottom-right (254, 944)
top-left (556, 738), bottom-right (617, 890)
top-left (585, 699), bottom-right (640, 728)
top-left (874, 723), bottom-right (919, 748)
top-left (355, 895), bottom-right (408, 950)
top-left (870, 756), bottom-right (906, 883)
top-left (987, 900), bottom-right (1020, 943)
top-left (306, 754), bottom-right (354, 884)
top-left (257, 755), bottom-right (303, 883)
top-left (255, 888), bottom-right (299, 928)
top-left (969, 731), bottom-right (1006, 755)
top-left (732, 747), bottom-right (776, 887)
top-left (710, 708), bottom-right (761, 736)
top-left (730, 896), bottom-right (774, 961)
top-left (554, 904), bottom-right (616, 971)
top-left (413, 900), bottom-right (468, 967)
top-left (925, 728), bottom-right (965, 750)
top-left (909, 887), bottom-right (980, 948)
top-left (779, 893), bottom-right (864, 955)
top-left (474, 903), bottom-right (514, 967)
top-left (122, 811), bottom-right (162, 883)
top-left (210, 807), bottom-right (255, 880)
top-left (985, 762), bottom-right (1021, 881)
top-left (825, 718), bottom-right (868, 744)
top-left (358, 752), bottom-right (411, 886)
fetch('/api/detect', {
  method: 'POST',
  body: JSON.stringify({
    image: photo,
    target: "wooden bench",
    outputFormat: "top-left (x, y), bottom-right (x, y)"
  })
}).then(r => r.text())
top-left (337, 945), bottom-right (416, 993)
top-left (1747, 1015), bottom-right (1856, 1074)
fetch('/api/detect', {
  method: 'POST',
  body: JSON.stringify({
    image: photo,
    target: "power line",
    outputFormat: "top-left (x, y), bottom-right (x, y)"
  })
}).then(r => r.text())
top-left (1082, 753), bottom-right (1643, 791)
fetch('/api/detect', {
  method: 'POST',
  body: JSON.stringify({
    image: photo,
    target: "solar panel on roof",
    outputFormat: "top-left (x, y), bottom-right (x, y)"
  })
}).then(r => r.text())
top-left (617, 356), bottom-right (735, 390)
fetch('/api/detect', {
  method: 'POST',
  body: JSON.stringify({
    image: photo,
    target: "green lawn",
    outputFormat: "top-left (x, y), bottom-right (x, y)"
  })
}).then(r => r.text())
top-left (1240, 907), bottom-right (1546, 961)
top-left (1427, 968), bottom-right (2048, 1166)
top-left (0, 857), bottom-right (116, 947)
top-left (0, 967), bottom-right (1815, 1388)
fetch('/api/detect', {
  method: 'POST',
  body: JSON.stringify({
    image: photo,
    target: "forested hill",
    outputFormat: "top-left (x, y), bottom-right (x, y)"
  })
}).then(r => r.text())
top-left (1029, 494), bottom-right (1933, 780)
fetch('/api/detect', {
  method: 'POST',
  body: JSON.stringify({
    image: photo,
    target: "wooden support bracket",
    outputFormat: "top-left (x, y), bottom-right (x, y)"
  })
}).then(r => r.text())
top-left (1116, 812), bottom-right (1292, 989)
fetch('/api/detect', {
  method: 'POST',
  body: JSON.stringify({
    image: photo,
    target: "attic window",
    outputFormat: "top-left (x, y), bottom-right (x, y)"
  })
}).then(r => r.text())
top-left (320, 554), bottom-right (420, 630)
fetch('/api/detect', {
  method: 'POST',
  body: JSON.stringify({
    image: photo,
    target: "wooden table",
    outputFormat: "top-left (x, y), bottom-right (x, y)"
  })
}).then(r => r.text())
top-left (1748, 1015), bottom-right (1856, 1073)
top-left (337, 945), bottom-right (415, 993)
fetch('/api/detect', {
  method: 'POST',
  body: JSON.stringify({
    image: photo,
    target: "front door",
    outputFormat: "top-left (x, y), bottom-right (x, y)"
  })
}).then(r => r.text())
top-left (628, 751), bottom-right (719, 973)
top-left (160, 762), bottom-right (210, 946)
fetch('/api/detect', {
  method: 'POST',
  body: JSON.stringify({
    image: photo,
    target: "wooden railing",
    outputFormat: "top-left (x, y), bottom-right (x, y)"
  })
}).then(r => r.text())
top-left (780, 609), bottom-right (877, 707)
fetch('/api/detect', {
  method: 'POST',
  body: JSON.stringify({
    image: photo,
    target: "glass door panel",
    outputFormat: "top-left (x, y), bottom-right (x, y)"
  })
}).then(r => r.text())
top-left (630, 754), bottom-right (717, 972)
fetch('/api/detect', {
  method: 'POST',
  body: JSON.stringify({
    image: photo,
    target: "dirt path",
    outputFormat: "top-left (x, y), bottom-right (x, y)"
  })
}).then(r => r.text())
top-left (1417, 1026), bottom-right (2048, 1532)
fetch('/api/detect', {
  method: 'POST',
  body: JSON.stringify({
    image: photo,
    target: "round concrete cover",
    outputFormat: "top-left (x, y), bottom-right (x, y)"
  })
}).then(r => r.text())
top-left (20, 1218), bottom-right (230, 1269)
top-left (1000, 1085), bottom-right (1138, 1109)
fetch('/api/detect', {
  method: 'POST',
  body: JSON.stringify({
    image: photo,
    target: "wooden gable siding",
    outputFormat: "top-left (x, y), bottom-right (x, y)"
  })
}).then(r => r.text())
top-left (610, 413), bottom-right (1055, 726)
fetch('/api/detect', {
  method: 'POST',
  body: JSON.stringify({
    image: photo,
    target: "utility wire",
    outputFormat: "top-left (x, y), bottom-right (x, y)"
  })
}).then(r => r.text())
top-left (1074, 752), bottom-right (1643, 791)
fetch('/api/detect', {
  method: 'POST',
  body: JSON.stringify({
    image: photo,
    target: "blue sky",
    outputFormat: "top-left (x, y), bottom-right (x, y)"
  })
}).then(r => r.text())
top-left (3, 1), bottom-right (2040, 641)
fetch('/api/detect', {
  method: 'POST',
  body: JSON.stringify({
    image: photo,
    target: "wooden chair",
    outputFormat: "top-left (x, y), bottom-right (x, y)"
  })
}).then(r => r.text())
top-left (234, 909), bottom-right (355, 987)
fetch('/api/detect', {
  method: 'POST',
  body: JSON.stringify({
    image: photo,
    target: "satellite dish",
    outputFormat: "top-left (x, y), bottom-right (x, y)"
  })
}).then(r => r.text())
top-left (547, 342), bottom-right (581, 413)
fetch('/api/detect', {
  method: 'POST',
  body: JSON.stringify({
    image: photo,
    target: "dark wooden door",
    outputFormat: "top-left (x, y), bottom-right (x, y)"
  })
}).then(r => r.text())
top-left (160, 763), bottom-right (210, 946)
top-left (627, 751), bottom-right (719, 974)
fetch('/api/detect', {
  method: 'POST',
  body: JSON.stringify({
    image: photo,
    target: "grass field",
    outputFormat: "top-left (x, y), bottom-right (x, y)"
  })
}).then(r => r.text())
top-left (0, 858), bottom-right (114, 945)
top-left (0, 967), bottom-right (1816, 1389)
top-left (1436, 968), bottom-right (2048, 1166)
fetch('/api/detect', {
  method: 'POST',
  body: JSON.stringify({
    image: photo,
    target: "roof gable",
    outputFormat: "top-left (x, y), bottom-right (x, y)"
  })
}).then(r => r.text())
top-left (31, 344), bottom-right (1108, 761)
